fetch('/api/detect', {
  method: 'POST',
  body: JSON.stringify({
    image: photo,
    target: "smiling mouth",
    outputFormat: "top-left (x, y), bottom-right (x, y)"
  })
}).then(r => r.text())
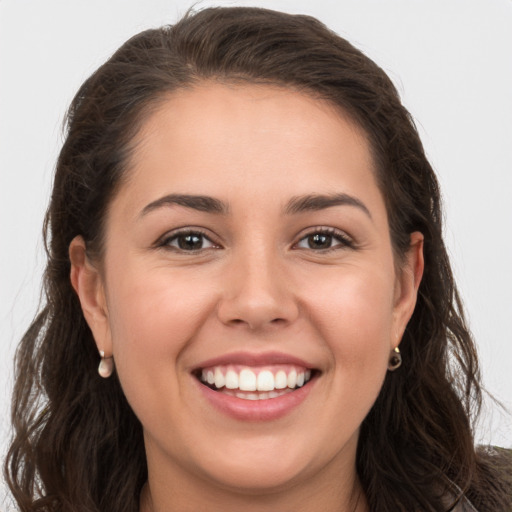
top-left (194, 365), bottom-right (316, 400)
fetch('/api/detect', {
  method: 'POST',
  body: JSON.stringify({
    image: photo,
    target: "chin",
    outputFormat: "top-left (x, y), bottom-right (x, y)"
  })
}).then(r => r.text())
top-left (200, 457), bottom-right (310, 494)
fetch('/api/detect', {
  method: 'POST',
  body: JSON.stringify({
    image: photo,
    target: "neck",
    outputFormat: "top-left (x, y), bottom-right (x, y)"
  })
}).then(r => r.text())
top-left (140, 483), bottom-right (368, 512)
top-left (139, 456), bottom-right (368, 512)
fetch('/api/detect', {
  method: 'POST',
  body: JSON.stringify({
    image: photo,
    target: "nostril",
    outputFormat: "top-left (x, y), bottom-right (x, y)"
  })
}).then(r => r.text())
top-left (225, 317), bottom-right (287, 330)
top-left (216, 287), bottom-right (300, 330)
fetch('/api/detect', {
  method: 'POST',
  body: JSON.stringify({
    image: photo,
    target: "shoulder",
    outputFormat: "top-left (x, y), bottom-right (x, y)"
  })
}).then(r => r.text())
top-left (464, 446), bottom-right (512, 512)
top-left (451, 495), bottom-right (481, 512)
top-left (442, 447), bottom-right (511, 512)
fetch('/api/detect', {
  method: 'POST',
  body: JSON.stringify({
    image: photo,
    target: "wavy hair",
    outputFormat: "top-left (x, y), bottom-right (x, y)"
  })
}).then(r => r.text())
top-left (5, 6), bottom-right (511, 512)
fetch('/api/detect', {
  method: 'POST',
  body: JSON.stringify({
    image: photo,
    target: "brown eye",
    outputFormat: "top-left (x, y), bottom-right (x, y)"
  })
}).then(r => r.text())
top-left (177, 234), bottom-right (204, 250)
top-left (306, 233), bottom-right (333, 249)
top-left (163, 231), bottom-right (216, 251)
top-left (295, 229), bottom-right (353, 251)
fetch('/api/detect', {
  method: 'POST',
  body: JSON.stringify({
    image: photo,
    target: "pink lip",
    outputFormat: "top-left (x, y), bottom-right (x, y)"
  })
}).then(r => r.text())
top-left (195, 375), bottom-right (316, 422)
top-left (191, 351), bottom-right (319, 421)
top-left (193, 351), bottom-right (315, 370)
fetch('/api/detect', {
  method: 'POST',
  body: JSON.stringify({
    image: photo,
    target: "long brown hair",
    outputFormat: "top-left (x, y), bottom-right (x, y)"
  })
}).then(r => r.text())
top-left (5, 6), bottom-right (511, 511)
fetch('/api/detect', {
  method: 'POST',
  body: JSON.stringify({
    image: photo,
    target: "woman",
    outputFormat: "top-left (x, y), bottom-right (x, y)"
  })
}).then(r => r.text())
top-left (4, 6), bottom-right (511, 512)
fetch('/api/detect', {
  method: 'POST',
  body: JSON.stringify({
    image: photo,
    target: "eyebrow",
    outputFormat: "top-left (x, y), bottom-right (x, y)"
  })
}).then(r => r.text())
top-left (139, 192), bottom-right (371, 219)
top-left (285, 193), bottom-right (372, 218)
top-left (140, 194), bottom-right (229, 217)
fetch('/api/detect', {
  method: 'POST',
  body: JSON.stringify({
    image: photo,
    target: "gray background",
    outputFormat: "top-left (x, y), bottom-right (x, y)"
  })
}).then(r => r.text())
top-left (1, 0), bottom-right (511, 508)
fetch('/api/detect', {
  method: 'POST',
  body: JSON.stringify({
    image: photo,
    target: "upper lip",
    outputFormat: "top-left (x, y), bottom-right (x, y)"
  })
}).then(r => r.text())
top-left (192, 351), bottom-right (316, 371)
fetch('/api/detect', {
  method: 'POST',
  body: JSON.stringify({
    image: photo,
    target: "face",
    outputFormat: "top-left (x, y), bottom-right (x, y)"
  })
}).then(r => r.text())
top-left (72, 83), bottom-right (422, 499)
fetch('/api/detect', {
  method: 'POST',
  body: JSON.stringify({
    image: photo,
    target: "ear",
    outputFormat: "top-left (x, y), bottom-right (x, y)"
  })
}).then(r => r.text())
top-left (69, 235), bottom-right (113, 356)
top-left (392, 231), bottom-right (424, 347)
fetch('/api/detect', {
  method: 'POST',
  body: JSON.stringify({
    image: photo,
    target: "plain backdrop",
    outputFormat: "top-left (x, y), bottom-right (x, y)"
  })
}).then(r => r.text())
top-left (1, 0), bottom-right (511, 507)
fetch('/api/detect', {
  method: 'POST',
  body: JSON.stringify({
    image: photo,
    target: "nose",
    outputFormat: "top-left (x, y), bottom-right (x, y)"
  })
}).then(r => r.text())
top-left (216, 248), bottom-right (299, 331)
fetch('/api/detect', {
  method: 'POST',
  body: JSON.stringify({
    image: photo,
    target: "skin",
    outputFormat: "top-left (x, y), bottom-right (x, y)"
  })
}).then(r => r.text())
top-left (70, 83), bottom-right (423, 512)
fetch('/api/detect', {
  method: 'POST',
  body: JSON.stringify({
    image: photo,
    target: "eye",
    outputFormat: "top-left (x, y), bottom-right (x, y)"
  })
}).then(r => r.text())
top-left (295, 228), bottom-right (354, 251)
top-left (160, 230), bottom-right (218, 252)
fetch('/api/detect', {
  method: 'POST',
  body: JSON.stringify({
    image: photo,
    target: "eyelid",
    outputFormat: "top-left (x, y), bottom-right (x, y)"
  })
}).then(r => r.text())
top-left (154, 227), bottom-right (222, 251)
top-left (293, 226), bottom-right (355, 251)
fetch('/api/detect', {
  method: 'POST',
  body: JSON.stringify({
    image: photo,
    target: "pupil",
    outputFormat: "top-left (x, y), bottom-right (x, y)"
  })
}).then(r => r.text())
top-left (309, 233), bottom-right (331, 249)
top-left (178, 234), bottom-right (203, 250)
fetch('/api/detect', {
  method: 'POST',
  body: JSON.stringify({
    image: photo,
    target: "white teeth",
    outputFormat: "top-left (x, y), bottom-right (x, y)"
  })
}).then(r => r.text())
top-left (275, 370), bottom-right (287, 389)
top-left (232, 389), bottom-right (292, 400)
top-left (214, 367), bottom-right (225, 389)
top-left (237, 392), bottom-right (258, 400)
top-left (257, 370), bottom-right (275, 391)
top-left (287, 369), bottom-right (297, 389)
top-left (239, 369), bottom-right (257, 391)
top-left (225, 370), bottom-right (239, 389)
top-left (200, 365), bottom-right (314, 393)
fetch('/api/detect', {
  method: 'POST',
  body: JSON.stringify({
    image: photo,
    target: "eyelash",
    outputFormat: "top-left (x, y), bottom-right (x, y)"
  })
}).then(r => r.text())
top-left (157, 229), bottom-right (219, 253)
top-left (294, 227), bottom-right (355, 252)
top-left (156, 227), bottom-right (355, 253)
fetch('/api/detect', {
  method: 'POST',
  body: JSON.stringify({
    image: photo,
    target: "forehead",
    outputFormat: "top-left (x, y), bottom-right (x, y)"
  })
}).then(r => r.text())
top-left (115, 83), bottom-right (385, 221)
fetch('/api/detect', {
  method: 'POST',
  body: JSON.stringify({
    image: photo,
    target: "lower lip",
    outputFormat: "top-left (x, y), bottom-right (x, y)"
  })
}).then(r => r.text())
top-left (195, 377), bottom-right (316, 421)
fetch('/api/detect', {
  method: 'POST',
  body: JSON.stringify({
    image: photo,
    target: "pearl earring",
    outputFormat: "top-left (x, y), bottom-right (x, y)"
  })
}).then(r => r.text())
top-left (98, 350), bottom-right (114, 378)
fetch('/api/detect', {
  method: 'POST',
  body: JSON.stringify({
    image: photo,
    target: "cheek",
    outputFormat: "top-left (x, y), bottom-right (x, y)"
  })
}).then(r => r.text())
top-left (107, 263), bottom-right (215, 349)
top-left (104, 266), bottom-right (216, 406)
top-left (303, 267), bottom-right (395, 381)
top-left (279, 267), bottom-right (396, 464)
